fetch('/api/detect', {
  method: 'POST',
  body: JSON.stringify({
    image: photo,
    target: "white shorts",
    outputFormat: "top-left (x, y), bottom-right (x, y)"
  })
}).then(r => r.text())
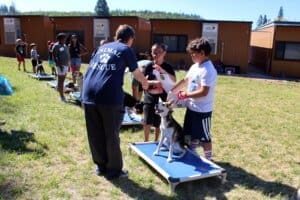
top-left (56, 65), bottom-right (69, 76)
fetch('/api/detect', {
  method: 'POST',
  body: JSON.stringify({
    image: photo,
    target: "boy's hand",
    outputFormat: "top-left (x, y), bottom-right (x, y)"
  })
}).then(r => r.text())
top-left (177, 91), bottom-right (188, 100)
top-left (141, 80), bottom-right (149, 90)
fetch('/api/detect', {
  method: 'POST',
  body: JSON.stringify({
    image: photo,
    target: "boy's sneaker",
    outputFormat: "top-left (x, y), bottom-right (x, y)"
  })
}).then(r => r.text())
top-left (105, 169), bottom-right (128, 180)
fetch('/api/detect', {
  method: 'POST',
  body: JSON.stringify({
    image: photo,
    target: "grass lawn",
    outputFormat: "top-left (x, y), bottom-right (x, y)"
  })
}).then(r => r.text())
top-left (0, 56), bottom-right (299, 200)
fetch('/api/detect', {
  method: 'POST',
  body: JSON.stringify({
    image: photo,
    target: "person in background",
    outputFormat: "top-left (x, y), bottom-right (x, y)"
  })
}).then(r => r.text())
top-left (52, 33), bottom-right (70, 102)
top-left (15, 38), bottom-right (27, 72)
top-left (131, 52), bottom-right (151, 103)
top-left (82, 24), bottom-right (149, 180)
top-left (142, 43), bottom-right (176, 142)
top-left (68, 34), bottom-right (88, 84)
top-left (169, 37), bottom-right (217, 161)
top-left (47, 40), bottom-right (56, 76)
top-left (30, 43), bottom-right (38, 73)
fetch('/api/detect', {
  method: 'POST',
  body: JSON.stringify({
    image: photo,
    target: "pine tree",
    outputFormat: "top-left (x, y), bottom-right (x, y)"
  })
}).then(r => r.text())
top-left (256, 15), bottom-right (263, 27)
top-left (8, 3), bottom-right (17, 15)
top-left (0, 4), bottom-right (9, 15)
top-left (277, 6), bottom-right (284, 21)
top-left (263, 15), bottom-right (268, 25)
top-left (94, 0), bottom-right (109, 16)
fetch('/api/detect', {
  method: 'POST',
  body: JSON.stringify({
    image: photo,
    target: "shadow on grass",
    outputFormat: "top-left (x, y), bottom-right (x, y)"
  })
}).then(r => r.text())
top-left (217, 162), bottom-right (297, 199)
top-left (174, 162), bottom-right (297, 199)
top-left (121, 158), bottom-right (297, 199)
top-left (0, 180), bottom-right (23, 200)
top-left (0, 129), bottom-right (48, 156)
top-left (109, 177), bottom-right (171, 200)
top-left (121, 124), bottom-right (143, 132)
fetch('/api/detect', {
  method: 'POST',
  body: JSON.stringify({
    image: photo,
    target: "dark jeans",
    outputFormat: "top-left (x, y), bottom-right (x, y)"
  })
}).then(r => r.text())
top-left (84, 104), bottom-right (124, 174)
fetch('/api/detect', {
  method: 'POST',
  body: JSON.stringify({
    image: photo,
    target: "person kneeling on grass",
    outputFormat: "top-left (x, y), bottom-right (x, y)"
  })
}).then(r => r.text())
top-left (169, 37), bottom-right (217, 161)
top-left (52, 32), bottom-right (70, 102)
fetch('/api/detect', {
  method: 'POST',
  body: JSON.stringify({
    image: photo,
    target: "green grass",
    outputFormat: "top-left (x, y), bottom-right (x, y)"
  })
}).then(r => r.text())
top-left (0, 56), bottom-right (299, 199)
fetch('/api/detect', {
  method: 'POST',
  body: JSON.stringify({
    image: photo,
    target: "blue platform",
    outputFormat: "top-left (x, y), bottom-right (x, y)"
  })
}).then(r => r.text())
top-left (129, 142), bottom-right (226, 191)
top-left (47, 80), bottom-right (70, 88)
top-left (28, 73), bottom-right (55, 80)
top-left (122, 108), bottom-right (142, 126)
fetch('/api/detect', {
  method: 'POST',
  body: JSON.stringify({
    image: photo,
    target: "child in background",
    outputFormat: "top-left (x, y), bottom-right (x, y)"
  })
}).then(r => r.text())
top-left (52, 32), bottom-right (70, 102)
top-left (15, 38), bottom-right (27, 72)
top-left (30, 43), bottom-right (38, 73)
top-left (169, 37), bottom-right (217, 161)
top-left (68, 34), bottom-right (88, 84)
top-left (47, 40), bottom-right (56, 76)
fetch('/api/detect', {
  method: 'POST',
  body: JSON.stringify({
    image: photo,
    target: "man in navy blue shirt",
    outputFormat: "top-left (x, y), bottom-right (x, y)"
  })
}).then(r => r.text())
top-left (82, 24), bottom-right (148, 180)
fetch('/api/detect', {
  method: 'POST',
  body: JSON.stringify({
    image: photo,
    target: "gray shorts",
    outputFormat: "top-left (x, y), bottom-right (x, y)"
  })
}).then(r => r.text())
top-left (56, 65), bottom-right (69, 76)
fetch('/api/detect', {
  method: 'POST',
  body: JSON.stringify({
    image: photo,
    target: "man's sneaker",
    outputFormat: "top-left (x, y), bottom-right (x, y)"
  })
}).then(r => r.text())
top-left (105, 169), bottom-right (128, 180)
top-left (95, 165), bottom-right (106, 176)
top-left (60, 96), bottom-right (67, 103)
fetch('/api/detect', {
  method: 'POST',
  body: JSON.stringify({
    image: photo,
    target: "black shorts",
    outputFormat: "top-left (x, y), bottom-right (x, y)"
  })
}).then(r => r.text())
top-left (143, 103), bottom-right (161, 128)
top-left (183, 109), bottom-right (212, 143)
top-left (31, 59), bottom-right (38, 67)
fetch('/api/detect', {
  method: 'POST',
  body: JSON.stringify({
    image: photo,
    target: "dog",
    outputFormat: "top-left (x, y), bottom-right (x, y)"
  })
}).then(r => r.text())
top-left (36, 60), bottom-right (45, 74)
top-left (153, 101), bottom-right (188, 162)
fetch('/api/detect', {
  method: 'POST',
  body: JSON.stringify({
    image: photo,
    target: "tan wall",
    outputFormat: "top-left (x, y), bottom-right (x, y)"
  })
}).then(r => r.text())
top-left (250, 26), bottom-right (275, 48)
top-left (109, 17), bottom-right (151, 54)
top-left (1, 16), bottom-right (251, 75)
top-left (137, 18), bottom-right (151, 53)
top-left (271, 26), bottom-right (300, 77)
top-left (0, 16), bottom-right (53, 60)
top-left (217, 22), bottom-right (251, 73)
top-left (0, 17), bottom-right (12, 57)
top-left (270, 60), bottom-right (300, 77)
top-left (250, 27), bottom-right (274, 72)
top-left (21, 16), bottom-right (54, 60)
top-left (151, 20), bottom-right (251, 73)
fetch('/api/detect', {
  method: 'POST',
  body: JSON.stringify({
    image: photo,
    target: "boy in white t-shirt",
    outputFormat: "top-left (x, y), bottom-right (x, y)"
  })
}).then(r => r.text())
top-left (169, 37), bottom-right (217, 160)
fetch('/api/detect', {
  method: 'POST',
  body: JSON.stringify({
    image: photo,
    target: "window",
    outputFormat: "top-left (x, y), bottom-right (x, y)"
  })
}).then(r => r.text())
top-left (3, 17), bottom-right (21, 44)
top-left (275, 41), bottom-right (300, 61)
top-left (153, 34), bottom-right (187, 53)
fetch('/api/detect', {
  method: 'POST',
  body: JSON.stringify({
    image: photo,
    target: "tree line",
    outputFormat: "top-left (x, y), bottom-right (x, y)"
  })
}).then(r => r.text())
top-left (0, 0), bottom-right (202, 20)
top-left (11, 10), bottom-right (202, 20)
top-left (0, 3), bottom-right (19, 15)
top-left (256, 6), bottom-right (285, 28)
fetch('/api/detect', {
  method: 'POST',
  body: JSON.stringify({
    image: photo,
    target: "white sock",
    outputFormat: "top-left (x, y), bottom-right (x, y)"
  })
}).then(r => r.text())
top-left (204, 150), bottom-right (212, 160)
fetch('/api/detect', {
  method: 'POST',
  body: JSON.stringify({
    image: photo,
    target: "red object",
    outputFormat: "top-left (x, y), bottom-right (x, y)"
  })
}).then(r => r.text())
top-left (177, 91), bottom-right (187, 100)
top-left (16, 55), bottom-right (25, 62)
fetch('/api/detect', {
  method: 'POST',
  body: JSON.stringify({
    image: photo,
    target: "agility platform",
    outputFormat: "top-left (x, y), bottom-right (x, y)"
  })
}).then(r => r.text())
top-left (129, 142), bottom-right (226, 192)
top-left (28, 73), bottom-right (55, 80)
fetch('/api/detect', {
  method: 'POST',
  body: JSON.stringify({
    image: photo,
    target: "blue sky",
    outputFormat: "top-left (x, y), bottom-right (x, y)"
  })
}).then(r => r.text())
top-left (2, 0), bottom-right (300, 24)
